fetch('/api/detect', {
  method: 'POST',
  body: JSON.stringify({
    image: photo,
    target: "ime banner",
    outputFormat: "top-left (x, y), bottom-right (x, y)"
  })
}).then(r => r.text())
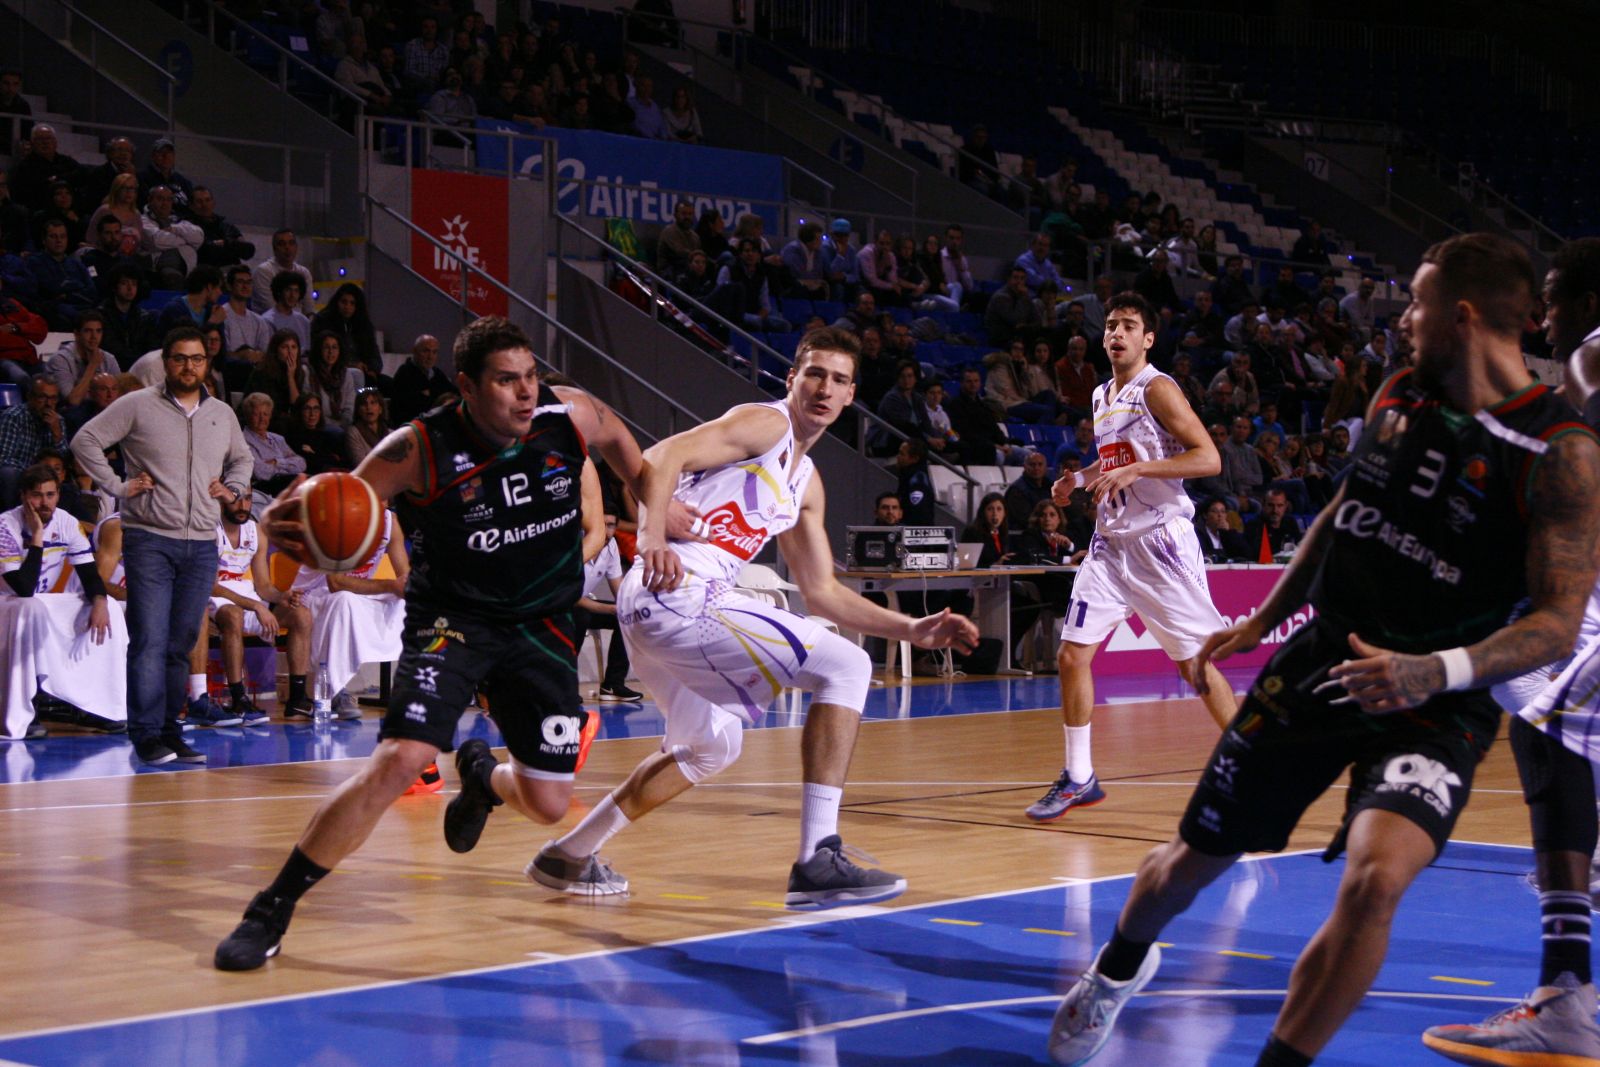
top-left (409, 168), bottom-right (509, 317)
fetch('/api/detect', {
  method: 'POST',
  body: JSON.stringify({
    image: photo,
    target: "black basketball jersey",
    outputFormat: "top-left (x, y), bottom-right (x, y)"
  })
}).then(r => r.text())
top-left (395, 400), bottom-right (588, 621)
top-left (1311, 369), bottom-right (1595, 653)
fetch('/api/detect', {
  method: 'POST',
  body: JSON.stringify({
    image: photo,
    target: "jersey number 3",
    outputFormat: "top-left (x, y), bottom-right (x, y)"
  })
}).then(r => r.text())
top-left (503, 473), bottom-right (533, 507)
top-left (1409, 449), bottom-right (1447, 500)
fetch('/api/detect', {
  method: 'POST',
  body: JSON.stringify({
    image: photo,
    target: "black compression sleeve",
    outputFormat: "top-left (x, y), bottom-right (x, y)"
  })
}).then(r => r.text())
top-left (3, 545), bottom-right (43, 596)
top-left (74, 561), bottom-right (107, 600)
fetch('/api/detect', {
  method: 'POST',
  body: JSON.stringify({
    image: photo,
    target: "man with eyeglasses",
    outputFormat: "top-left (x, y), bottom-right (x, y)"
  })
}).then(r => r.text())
top-left (72, 326), bottom-right (252, 766)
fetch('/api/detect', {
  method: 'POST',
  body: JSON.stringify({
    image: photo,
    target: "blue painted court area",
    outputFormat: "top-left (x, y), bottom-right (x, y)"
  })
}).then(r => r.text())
top-left (0, 670), bottom-right (1253, 785)
top-left (0, 842), bottom-right (1539, 1066)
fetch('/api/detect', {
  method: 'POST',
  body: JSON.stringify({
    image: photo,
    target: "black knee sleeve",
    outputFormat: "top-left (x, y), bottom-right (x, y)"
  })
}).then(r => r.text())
top-left (1511, 716), bottom-right (1599, 856)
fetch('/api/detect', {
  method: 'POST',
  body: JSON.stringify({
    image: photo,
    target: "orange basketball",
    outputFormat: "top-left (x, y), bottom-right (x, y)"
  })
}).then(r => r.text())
top-left (296, 472), bottom-right (383, 572)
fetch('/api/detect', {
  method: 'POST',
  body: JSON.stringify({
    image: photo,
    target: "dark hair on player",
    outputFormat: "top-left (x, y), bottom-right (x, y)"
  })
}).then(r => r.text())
top-left (452, 315), bottom-right (533, 382)
top-left (1549, 238), bottom-right (1600, 310)
top-left (1105, 291), bottom-right (1157, 334)
top-left (793, 325), bottom-right (861, 375)
top-left (1419, 233), bottom-right (1537, 339)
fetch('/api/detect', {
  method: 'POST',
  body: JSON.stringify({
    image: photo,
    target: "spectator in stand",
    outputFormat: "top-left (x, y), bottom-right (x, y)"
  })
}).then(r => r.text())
top-left (573, 511), bottom-right (639, 701)
top-left (141, 186), bottom-right (203, 291)
top-left (1244, 320), bottom-right (1286, 408)
top-left (0, 374), bottom-right (64, 505)
top-left (1266, 265), bottom-right (1308, 317)
top-left (1179, 287), bottom-right (1226, 371)
top-left (940, 223), bottom-right (978, 310)
top-left (712, 237), bottom-right (789, 334)
top-left (72, 326), bottom-right (252, 765)
top-left (45, 310), bottom-right (119, 421)
top-left (423, 68), bottom-right (477, 131)
top-left (1290, 219), bottom-right (1329, 265)
top-left (950, 366), bottom-right (1031, 465)
top-left (65, 371), bottom-right (120, 437)
top-left (1054, 334), bottom-right (1097, 420)
top-left (1071, 274), bottom-right (1113, 338)
top-left (373, 45), bottom-right (407, 110)
top-left (630, 76), bottom-right (667, 139)
top-left (832, 289), bottom-right (877, 335)
top-left (780, 221), bottom-right (828, 299)
top-left (244, 330), bottom-right (302, 433)
top-left (137, 139), bottom-right (194, 215)
top-left (1194, 495), bottom-right (1248, 563)
top-left (335, 35), bottom-right (396, 115)
top-left (962, 492), bottom-right (1016, 571)
top-left (154, 264), bottom-right (226, 340)
top-left (1164, 217), bottom-right (1201, 276)
top-left (98, 266), bottom-right (155, 370)
top-left (1210, 254), bottom-right (1255, 316)
top-left (238, 392), bottom-right (305, 507)
top-left (694, 207), bottom-right (729, 265)
top-left (1133, 252), bottom-right (1182, 313)
top-left (344, 386), bottom-right (388, 466)
top-left (1224, 299), bottom-right (1261, 353)
top-left (1054, 416), bottom-right (1099, 471)
top-left (390, 333), bottom-right (452, 423)
top-left (852, 326), bottom-right (896, 412)
top-left (1339, 275), bottom-right (1378, 343)
top-left (986, 267), bottom-right (1044, 348)
top-left (1311, 295), bottom-right (1351, 354)
top-left (31, 180), bottom-right (85, 251)
top-left (1251, 402), bottom-right (1289, 448)
top-left (872, 490), bottom-right (902, 526)
top-left (79, 214), bottom-right (141, 300)
top-left (309, 282), bottom-right (381, 382)
top-left (1078, 189), bottom-right (1115, 242)
top-left (657, 200), bottom-right (701, 278)
top-left (479, 77), bottom-right (521, 124)
top-left (1004, 450), bottom-right (1053, 530)
top-left (892, 235), bottom-right (931, 308)
top-left (0, 172), bottom-right (28, 257)
top-left (874, 359), bottom-right (934, 453)
top-left (1242, 486), bottom-right (1304, 561)
top-left (1195, 223), bottom-right (1221, 279)
top-left (508, 84), bottom-right (555, 128)
top-left (27, 219), bottom-right (97, 330)
top-left (87, 173), bottom-right (143, 261)
top-left (984, 338), bottom-right (1057, 424)
top-left (914, 235), bottom-right (952, 308)
top-left (219, 264), bottom-right (271, 384)
top-left (263, 272), bottom-right (312, 351)
top-left (301, 331), bottom-right (365, 429)
top-left (1323, 342), bottom-right (1370, 430)
top-left (0, 69), bottom-right (31, 154)
top-left (1219, 414), bottom-right (1266, 514)
top-left (820, 217), bottom-right (859, 301)
top-left (285, 393), bottom-right (347, 474)
top-left (920, 379), bottom-right (965, 460)
top-left (189, 186), bottom-right (255, 268)
top-left (664, 86), bottom-right (702, 144)
top-left (1169, 351), bottom-right (1207, 414)
top-left (858, 228), bottom-right (901, 308)
top-left (1015, 232), bottom-right (1064, 294)
top-left (593, 72), bottom-right (635, 135)
top-left (314, 0), bottom-right (356, 58)
top-left (559, 92), bottom-right (594, 130)
top-left (959, 124), bottom-right (1002, 199)
top-left (0, 274), bottom-right (45, 387)
top-left (676, 249), bottom-right (717, 302)
top-left (9, 125), bottom-right (79, 213)
top-left (251, 229), bottom-right (314, 315)
top-left (1210, 347), bottom-right (1260, 416)
top-left (403, 15), bottom-right (450, 98)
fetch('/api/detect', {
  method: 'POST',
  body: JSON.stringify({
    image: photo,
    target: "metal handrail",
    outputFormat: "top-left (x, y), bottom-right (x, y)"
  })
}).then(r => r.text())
top-left (366, 194), bottom-right (702, 442)
top-left (185, 0), bottom-right (366, 114)
top-left (58, 0), bottom-right (178, 131)
top-left (554, 212), bottom-right (981, 494)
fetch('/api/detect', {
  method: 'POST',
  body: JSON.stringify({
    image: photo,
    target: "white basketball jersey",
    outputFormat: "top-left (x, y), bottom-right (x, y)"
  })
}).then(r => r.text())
top-left (668, 401), bottom-right (816, 583)
top-left (292, 511), bottom-right (394, 595)
top-left (92, 514), bottom-right (124, 590)
top-left (215, 520), bottom-right (260, 598)
top-left (1092, 363), bottom-right (1195, 538)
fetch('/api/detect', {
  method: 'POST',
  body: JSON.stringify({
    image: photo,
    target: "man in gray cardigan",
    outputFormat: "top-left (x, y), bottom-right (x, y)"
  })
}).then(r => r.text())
top-left (72, 325), bottom-right (253, 765)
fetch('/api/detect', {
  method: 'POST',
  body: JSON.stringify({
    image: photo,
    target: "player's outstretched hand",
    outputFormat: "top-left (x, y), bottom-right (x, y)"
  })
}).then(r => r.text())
top-left (637, 535), bottom-right (685, 592)
top-left (665, 499), bottom-right (710, 543)
top-left (1318, 633), bottom-right (1443, 715)
top-left (909, 609), bottom-right (980, 654)
top-left (1051, 473), bottom-right (1077, 507)
top-left (1193, 616), bottom-right (1266, 694)
top-left (260, 474), bottom-right (314, 566)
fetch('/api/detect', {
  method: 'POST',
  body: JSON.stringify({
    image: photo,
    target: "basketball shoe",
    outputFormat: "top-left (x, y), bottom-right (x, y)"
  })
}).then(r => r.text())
top-left (785, 836), bottom-right (906, 910)
top-left (573, 710), bottom-right (600, 774)
top-left (526, 844), bottom-right (629, 896)
top-left (404, 762), bottom-right (444, 795)
top-left (187, 694), bottom-right (243, 728)
top-left (1048, 943), bottom-right (1162, 1065)
top-left (214, 890), bottom-right (295, 971)
top-left (1026, 771), bottom-right (1106, 822)
top-left (1421, 972), bottom-right (1600, 1066)
top-left (229, 693), bottom-right (270, 727)
top-left (442, 739), bottom-right (502, 852)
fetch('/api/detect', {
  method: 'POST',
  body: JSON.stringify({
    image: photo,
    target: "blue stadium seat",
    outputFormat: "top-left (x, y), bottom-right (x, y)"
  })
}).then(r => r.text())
top-left (779, 298), bottom-right (813, 325)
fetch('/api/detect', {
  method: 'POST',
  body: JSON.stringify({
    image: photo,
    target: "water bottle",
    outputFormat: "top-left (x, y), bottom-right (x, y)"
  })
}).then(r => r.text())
top-left (312, 662), bottom-right (333, 727)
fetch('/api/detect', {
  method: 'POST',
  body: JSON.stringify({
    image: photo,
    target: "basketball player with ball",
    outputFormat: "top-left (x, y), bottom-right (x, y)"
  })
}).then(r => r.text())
top-left (214, 316), bottom-right (696, 970)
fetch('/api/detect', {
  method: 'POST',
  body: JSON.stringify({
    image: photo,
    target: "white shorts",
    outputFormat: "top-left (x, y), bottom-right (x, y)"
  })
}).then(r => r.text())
top-left (209, 595), bottom-right (269, 637)
top-left (618, 569), bottom-right (869, 748)
top-left (1516, 630), bottom-right (1600, 764)
top-left (1059, 519), bottom-right (1224, 661)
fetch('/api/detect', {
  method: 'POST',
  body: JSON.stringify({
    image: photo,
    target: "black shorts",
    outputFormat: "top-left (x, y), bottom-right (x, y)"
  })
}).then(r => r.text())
top-left (379, 602), bottom-right (587, 777)
top-left (1179, 622), bottom-right (1499, 861)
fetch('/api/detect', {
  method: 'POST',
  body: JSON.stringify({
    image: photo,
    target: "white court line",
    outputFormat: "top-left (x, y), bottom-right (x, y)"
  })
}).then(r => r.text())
top-left (0, 850), bottom-right (1314, 1043)
top-left (741, 988), bottom-right (1522, 1046)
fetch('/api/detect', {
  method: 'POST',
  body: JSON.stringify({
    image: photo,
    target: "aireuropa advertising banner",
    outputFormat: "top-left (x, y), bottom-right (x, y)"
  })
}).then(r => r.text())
top-left (474, 120), bottom-right (784, 230)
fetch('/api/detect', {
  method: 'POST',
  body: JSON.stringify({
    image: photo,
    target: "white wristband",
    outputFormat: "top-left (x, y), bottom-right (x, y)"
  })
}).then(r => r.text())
top-left (1436, 647), bottom-right (1474, 691)
top-left (1071, 471), bottom-right (1085, 490)
top-left (689, 517), bottom-right (710, 538)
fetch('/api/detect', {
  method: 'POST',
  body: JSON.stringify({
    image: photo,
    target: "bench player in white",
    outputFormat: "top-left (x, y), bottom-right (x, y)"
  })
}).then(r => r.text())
top-left (527, 326), bottom-right (979, 907)
top-left (1026, 291), bottom-right (1237, 822)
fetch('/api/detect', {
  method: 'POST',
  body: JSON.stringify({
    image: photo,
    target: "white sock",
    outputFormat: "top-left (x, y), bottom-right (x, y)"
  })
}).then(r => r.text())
top-left (188, 674), bottom-right (207, 700)
top-left (1067, 724), bottom-right (1094, 782)
top-left (798, 782), bottom-right (843, 862)
top-left (554, 793), bottom-right (631, 858)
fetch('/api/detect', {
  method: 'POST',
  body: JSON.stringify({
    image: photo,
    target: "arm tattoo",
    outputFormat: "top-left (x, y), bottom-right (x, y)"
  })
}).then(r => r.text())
top-left (1388, 653), bottom-right (1447, 707)
top-left (1470, 433), bottom-right (1600, 685)
top-left (374, 432), bottom-right (414, 465)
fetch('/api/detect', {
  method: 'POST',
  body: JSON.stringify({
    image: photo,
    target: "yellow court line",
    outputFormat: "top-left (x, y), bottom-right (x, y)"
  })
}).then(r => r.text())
top-left (930, 918), bottom-right (982, 927)
top-left (1155, 941), bottom-right (1174, 948)
top-left (399, 873), bottom-right (444, 881)
top-left (748, 901), bottom-right (788, 909)
top-left (1431, 976), bottom-right (1494, 987)
top-left (1023, 928), bottom-right (1076, 937)
top-left (485, 880), bottom-right (525, 887)
top-left (1218, 950), bottom-right (1274, 960)
top-left (661, 893), bottom-right (709, 901)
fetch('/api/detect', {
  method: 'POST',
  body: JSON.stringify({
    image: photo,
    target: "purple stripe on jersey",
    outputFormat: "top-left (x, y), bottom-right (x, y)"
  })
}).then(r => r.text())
top-left (743, 470), bottom-right (759, 510)
top-left (725, 607), bottom-right (809, 666)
